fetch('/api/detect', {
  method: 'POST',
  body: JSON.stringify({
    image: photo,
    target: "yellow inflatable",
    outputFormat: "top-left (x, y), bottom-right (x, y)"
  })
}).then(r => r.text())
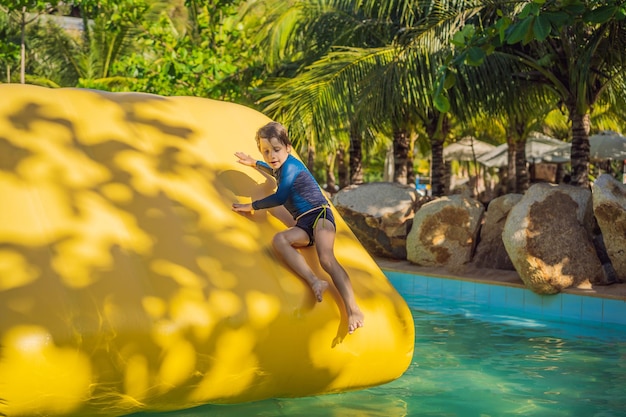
top-left (0, 84), bottom-right (414, 417)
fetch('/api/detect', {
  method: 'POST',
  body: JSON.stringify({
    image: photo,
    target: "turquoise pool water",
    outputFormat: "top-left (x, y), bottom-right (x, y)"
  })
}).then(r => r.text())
top-left (132, 273), bottom-right (626, 417)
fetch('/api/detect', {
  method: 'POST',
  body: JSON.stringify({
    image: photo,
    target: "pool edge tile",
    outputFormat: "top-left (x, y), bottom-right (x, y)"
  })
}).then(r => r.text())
top-left (383, 269), bottom-right (626, 326)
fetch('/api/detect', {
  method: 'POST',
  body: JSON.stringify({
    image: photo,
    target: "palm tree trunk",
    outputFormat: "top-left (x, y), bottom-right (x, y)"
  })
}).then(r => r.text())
top-left (393, 128), bottom-right (410, 184)
top-left (506, 133), bottom-right (515, 193)
top-left (555, 163), bottom-right (566, 183)
top-left (430, 139), bottom-right (444, 196)
top-left (515, 139), bottom-right (529, 193)
top-left (407, 133), bottom-right (416, 186)
top-left (307, 144), bottom-right (315, 172)
top-left (569, 111), bottom-right (591, 188)
top-left (349, 122), bottom-right (363, 185)
top-left (337, 147), bottom-right (349, 189)
top-left (325, 152), bottom-right (337, 192)
top-left (427, 112), bottom-right (448, 197)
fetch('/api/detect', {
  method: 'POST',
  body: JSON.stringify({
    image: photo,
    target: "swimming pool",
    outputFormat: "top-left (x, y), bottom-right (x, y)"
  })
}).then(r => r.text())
top-left (130, 271), bottom-right (626, 417)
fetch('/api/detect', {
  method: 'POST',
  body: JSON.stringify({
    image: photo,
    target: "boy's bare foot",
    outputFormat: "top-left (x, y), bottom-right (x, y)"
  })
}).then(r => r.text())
top-left (311, 279), bottom-right (329, 302)
top-left (348, 309), bottom-right (365, 334)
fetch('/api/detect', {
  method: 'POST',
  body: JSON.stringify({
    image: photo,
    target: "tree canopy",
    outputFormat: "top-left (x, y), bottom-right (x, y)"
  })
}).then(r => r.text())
top-left (1, 0), bottom-right (625, 192)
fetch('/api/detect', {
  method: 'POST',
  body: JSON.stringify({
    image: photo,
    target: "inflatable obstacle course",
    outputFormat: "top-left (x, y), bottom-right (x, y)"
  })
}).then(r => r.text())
top-left (0, 84), bottom-right (414, 417)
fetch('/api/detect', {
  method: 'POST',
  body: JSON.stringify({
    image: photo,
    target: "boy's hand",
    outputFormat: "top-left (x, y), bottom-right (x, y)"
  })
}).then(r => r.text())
top-left (232, 203), bottom-right (253, 213)
top-left (234, 152), bottom-right (256, 167)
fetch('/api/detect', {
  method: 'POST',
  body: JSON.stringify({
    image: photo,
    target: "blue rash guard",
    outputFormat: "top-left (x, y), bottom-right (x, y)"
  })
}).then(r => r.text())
top-left (251, 154), bottom-right (328, 219)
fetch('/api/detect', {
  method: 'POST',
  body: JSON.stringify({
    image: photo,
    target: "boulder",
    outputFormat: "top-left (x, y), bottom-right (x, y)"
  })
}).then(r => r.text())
top-left (333, 182), bottom-right (417, 259)
top-left (473, 193), bottom-right (523, 270)
top-left (502, 183), bottom-right (603, 294)
top-left (591, 174), bottom-right (626, 282)
top-left (406, 195), bottom-right (484, 268)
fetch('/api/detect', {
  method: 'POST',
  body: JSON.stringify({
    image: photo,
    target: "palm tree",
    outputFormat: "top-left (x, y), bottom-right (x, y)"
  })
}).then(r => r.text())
top-left (259, 51), bottom-right (372, 185)
top-left (439, 0), bottom-right (626, 188)
top-left (248, 0), bottom-right (396, 185)
top-left (479, 71), bottom-right (561, 193)
top-left (251, 0), bottom-right (484, 195)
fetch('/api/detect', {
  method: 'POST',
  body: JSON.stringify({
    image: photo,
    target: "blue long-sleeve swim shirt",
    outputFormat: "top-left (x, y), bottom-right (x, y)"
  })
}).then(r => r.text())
top-left (251, 154), bottom-right (328, 219)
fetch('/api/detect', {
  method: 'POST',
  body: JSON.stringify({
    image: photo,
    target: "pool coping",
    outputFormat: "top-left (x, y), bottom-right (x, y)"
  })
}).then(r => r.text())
top-left (376, 258), bottom-right (626, 327)
top-left (375, 258), bottom-right (626, 301)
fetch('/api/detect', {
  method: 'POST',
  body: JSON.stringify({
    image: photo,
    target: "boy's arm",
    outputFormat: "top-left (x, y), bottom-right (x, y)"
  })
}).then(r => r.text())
top-left (232, 152), bottom-right (277, 213)
top-left (254, 160), bottom-right (274, 177)
top-left (234, 152), bottom-right (256, 167)
top-left (232, 202), bottom-right (253, 213)
top-left (251, 161), bottom-right (296, 210)
top-left (234, 152), bottom-right (274, 178)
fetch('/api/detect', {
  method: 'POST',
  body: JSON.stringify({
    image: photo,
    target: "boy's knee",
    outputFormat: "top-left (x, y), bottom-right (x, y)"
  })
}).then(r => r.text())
top-left (318, 255), bottom-right (336, 273)
top-left (272, 233), bottom-right (286, 249)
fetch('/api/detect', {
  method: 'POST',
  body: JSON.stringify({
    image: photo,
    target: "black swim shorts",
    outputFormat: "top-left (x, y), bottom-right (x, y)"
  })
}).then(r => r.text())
top-left (295, 206), bottom-right (335, 246)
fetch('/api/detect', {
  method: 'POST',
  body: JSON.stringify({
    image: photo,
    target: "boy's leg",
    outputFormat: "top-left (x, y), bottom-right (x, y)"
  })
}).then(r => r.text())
top-left (314, 219), bottom-right (364, 334)
top-left (272, 227), bottom-right (329, 302)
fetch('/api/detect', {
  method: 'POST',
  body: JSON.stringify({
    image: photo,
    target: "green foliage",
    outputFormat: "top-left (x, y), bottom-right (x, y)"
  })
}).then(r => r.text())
top-left (433, 66), bottom-right (451, 113)
top-left (3, 0), bottom-right (625, 190)
top-left (22, 21), bottom-right (79, 86)
top-left (0, 1), bottom-right (61, 83)
top-left (112, 0), bottom-right (261, 104)
top-left (435, 0), bottom-right (626, 115)
top-left (2, 0), bottom-right (51, 13)
top-left (0, 13), bottom-right (20, 80)
top-left (445, 0), bottom-right (626, 186)
top-left (584, 4), bottom-right (626, 22)
top-left (0, 0), bottom-right (262, 104)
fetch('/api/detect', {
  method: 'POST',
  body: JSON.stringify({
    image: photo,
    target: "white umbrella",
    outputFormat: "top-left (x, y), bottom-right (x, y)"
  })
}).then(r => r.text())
top-left (540, 143), bottom-right (570, 164)
top-left (476, 143), bottom-right (507, 168)
top-left (589, 130), bottom-right (626, 161)
top-left (443, 136), bottom-right (496, 162)
top-left (541, 130), bottom-right (626, 163)
top-left (477, 131), bottom-right (566, 167)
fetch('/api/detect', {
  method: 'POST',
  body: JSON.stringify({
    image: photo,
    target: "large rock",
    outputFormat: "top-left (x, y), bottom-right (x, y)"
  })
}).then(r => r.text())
top-left (406, 195), bottom-right (484, 267)
top-left (502, 183), bottom-right (603, 294)
top-left (592, 174), bottom-right (626, 281)
top-left (473, 193), bottom-right (523, 270)
top-left (333, 182), bottom-right (417, 259)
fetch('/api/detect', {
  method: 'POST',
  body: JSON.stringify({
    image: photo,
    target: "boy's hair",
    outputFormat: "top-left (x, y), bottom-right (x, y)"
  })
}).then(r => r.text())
top-left (255, 122), bottom-right (291, 148)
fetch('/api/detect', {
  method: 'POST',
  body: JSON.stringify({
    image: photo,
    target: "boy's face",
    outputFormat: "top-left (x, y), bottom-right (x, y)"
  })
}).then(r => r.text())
top-left (258, 137), bottom-right (291, 170)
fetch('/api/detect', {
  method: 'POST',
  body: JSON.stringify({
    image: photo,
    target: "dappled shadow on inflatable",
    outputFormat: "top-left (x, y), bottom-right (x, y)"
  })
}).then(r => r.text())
top-left (0, 84), bottom-right (414, 417)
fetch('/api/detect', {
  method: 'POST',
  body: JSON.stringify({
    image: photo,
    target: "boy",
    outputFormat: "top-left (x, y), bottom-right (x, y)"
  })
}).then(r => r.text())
top-left (232, 122), bottom-right (364, 334)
